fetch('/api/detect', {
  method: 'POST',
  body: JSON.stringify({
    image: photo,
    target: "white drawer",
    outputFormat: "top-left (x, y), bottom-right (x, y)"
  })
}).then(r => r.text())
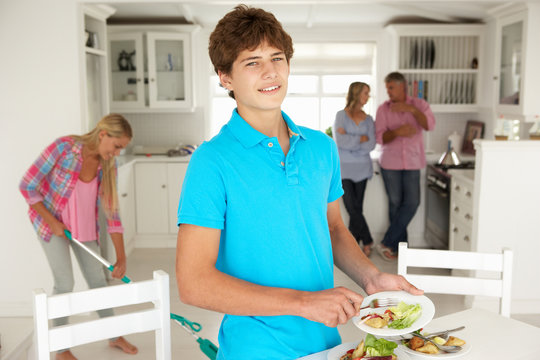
top-left (449, 217), bottom-right (473, 252)
top-left (450, 199), bottom-right (474, 225)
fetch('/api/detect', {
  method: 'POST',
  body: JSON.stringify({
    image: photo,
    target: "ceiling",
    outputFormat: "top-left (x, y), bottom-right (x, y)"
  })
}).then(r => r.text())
top-left (104, 1), bottom-right (515, 28)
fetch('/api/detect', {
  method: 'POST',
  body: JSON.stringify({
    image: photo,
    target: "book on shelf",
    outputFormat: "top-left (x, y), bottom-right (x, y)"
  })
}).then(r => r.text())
top-left (418, 80), bottom-right (424, 100)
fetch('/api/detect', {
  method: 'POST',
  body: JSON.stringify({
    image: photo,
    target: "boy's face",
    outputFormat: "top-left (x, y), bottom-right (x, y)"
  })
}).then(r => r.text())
top-left (219, 42), bottom-right (289, 116)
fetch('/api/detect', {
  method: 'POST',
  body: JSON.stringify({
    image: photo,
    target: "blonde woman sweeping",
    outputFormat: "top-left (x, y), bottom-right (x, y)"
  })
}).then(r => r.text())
top-left (19, 114), bottom-right (138, 360)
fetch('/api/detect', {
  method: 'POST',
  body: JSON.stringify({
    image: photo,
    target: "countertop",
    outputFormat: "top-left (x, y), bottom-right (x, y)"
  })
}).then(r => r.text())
top-left (116, 151), bottom-right (473, 168)
top-left (116, 154), bottom-right (192, 168)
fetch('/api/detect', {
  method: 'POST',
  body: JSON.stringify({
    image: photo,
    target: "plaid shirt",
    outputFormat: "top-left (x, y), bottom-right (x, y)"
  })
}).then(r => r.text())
top-left (19, 136), bottom-right (123, 242)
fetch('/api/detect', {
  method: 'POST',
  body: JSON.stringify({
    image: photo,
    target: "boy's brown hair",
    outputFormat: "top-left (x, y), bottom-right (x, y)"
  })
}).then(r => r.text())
top-left (209, 4), bottom-right (294, 98)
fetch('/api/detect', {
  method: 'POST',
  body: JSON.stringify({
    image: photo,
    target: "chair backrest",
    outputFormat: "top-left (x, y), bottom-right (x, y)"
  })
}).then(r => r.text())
top-left (397, 242), bottom-right (513, 317)
top-left (33, 270), bottom-right (171, 359)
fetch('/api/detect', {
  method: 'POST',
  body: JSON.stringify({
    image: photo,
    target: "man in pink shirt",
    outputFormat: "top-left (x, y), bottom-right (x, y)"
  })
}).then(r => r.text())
top-left (375, 72), bottom-right (435, 261)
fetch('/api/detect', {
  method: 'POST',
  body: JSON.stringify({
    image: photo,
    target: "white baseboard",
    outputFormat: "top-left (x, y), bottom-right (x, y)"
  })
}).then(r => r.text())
top-left (135, 234), bottom-right (176, 248)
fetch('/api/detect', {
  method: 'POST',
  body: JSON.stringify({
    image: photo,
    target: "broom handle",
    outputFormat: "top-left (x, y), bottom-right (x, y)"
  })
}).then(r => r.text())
top-left (64, 230), bottom-right (131, 283)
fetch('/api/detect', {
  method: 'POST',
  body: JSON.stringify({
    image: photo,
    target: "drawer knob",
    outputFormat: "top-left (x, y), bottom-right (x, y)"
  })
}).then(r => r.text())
top-left (454, 206), bottom-right (460, 212)
top-left (162, 184), bottom-right (166, 189)
top-left (466, 191), bottom-right (472, 197)
top-left (121, 193), bottom-right (128, 197)
top-left (464, 236), bottom-right (470, 242)
top-left (465, 214), bottom-right (472, 220)
top-left (454, 185), bottom-right (460, 191)
top-left (453, 227), bottom-right (459, 233)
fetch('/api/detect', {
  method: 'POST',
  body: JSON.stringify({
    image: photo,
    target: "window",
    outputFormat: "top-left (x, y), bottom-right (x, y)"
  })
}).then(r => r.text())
top-left (209, 42), bottom-right (376, 136)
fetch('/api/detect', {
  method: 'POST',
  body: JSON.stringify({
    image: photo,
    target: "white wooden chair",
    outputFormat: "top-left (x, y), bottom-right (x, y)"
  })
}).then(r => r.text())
top-left (33, 270), bottom-right (171, 359)
top-left (397, 242), bottom-right (513, 317)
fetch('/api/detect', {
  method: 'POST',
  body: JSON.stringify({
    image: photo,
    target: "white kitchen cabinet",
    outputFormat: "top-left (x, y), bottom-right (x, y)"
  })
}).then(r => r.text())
top-left (471, 140), bottom-right (540, 314)
top-left (134, 161), bottom-right (189, 247)
top-left (80, 4), bottom-right (115, 130)
top-left (448, 169), bottom-right (475, 253)
top-left (492, 3), bottom-right (540, 120)
top-left (108, 25), bottom-right (199, 113)
top-left (167, 163), bottom-right (188, 234)
top-left (386, 24), bottom-right (484, 113)
top-left (135, 162), bottom-right (169, 234)
top-left (118, 162), bottom-right (136, 254)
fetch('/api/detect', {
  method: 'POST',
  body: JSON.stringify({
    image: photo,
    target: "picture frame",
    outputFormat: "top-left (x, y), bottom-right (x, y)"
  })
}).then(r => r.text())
top-left (461, 120), bottom-right (485, 155)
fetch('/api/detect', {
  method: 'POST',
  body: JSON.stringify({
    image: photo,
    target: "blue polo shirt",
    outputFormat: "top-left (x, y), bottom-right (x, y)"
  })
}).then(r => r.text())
top-left (177, 109), bottom-right (344, 359)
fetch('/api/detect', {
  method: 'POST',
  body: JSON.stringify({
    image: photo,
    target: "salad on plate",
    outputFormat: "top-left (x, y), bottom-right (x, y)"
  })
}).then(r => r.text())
top-left (362, 301), bottom-right (422, 330)
top-left (340, 334), bottom-right (398, 360)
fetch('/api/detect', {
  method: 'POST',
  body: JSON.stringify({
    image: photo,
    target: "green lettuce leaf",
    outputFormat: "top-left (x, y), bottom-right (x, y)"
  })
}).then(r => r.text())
top-left (364, 333), bottom-right (397, 356)
top-left (388, 302), bottom-right (422, 329)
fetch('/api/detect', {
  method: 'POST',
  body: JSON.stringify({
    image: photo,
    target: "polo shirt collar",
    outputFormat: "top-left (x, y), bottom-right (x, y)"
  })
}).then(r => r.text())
top-left (227, 108), bottom-right (306, 148)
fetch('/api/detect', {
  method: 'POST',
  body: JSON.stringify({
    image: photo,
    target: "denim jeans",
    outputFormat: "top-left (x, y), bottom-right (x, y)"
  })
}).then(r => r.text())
top-left (342, 179), bottom-right (373, 246)
top-left (380, 168), bottom-right (420, 252)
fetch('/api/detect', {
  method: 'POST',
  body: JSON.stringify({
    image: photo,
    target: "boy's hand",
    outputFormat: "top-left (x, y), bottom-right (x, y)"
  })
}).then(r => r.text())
top-left (299, 287), bottom-right (364, 327)
top-left (363, 272), bottom-right (424, 296)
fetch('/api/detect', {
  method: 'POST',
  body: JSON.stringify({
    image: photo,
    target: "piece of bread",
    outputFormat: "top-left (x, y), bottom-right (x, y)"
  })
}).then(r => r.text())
top-left (416, 342), bottom-right (439, 354)
top-left (409, 336), bottom-right (424, 350)
top-left (365, 317), bottom-right (388, 328)
top-left (445, 336), bottom-right (466, 346)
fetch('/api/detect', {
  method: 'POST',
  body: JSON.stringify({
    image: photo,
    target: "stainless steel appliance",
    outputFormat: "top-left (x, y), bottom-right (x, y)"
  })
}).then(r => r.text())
top-left (425, 162), bottom-right (474, 249)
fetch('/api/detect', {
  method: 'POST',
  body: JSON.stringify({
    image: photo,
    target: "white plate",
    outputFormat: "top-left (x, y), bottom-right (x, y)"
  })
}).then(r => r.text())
top-left (399, 342), bottom-right (472, 358)
top-left (398, 325), bottom-right (471, 359)
top-left (327, 341), bottom-right (411, 360)
top-left (352, 291), bottom-right (435, 336)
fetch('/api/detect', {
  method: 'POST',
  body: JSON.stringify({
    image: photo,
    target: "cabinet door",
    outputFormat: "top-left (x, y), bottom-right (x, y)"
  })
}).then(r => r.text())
top-left (363, 171), bottom-right (389, 236)
top-left (167, 163), bottom-right (188, 234)
top-left (496, 13), bottom-right (524, 108)
top-left (146, 32), bottom-right (192, 109)
top-left (135, 163), bottom-right (169, 234)
top-left (109, 32), bottom-right (145, 109)
top-left (118, 163), bottom-right (135, 252)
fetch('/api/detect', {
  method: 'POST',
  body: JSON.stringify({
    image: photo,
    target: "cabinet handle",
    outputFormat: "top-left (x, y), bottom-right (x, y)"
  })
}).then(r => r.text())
top-left (466, 191), bottom-right (472, 197)
top-left (454, 206), bottom-right (460, 212)
top-left (464, 235), bottom-right (470, 242)
top-left (121, 193), bottom-right (128, 197)
top-left (465, 214), bottom-right (472, 220)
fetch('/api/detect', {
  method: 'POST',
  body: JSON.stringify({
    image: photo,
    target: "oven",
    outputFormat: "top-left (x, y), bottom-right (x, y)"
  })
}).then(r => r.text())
top-left (424, 162), bottom-right (474, 249)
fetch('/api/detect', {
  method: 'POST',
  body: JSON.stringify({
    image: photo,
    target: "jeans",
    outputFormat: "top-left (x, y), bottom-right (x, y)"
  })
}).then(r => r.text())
top-left (342, 179), bottom-right (373, 246)
top-left (380, 168), bottom-right (420, 252)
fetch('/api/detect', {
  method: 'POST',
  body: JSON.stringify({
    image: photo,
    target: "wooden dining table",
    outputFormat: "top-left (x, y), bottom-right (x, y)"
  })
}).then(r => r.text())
top-left (298, 308), bottom-right (540, 359)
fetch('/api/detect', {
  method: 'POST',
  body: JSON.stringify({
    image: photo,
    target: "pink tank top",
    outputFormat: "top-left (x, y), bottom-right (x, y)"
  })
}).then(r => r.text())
top-left (62, 177), bottom-right (98, 242)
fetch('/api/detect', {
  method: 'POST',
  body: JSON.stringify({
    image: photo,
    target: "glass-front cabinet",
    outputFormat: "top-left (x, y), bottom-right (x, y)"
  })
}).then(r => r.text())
top-left (494, 4), bottom-right (540, 120)
top-left (108, 26), bottom-right (195, 112)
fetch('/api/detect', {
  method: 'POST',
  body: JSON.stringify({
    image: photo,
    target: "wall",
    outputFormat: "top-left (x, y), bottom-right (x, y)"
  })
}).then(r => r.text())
top-left (0, 0), bottom-right (83, 315)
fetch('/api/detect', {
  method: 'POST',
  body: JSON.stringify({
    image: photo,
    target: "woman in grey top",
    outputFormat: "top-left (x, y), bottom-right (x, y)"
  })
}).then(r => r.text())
top-left (333, 82), bottom-right (376, 256)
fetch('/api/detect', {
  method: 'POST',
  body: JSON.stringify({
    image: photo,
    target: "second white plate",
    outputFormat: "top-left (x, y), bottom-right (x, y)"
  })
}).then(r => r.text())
top-left (352, 291), bottom-right (435, 336)
top-left (327, 341), bottom-right (411, 360)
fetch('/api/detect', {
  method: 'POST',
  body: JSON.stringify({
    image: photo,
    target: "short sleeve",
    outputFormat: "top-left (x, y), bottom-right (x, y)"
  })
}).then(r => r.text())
top-left (327, 138), bottom-right (344, 203)
top-left (177, 144), bottom-right (227, 230)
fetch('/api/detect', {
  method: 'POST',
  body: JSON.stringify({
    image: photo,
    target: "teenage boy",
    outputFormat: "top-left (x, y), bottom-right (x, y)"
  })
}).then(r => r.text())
top-left (176, 5), bottom-right (422, 359)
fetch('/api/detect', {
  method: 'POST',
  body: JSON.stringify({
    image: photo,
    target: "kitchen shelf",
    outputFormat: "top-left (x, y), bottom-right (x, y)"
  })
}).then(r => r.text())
top-left (387, 24), bottom-right (484, 112)
top-left (85, 47), bottom-right (106, 57)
